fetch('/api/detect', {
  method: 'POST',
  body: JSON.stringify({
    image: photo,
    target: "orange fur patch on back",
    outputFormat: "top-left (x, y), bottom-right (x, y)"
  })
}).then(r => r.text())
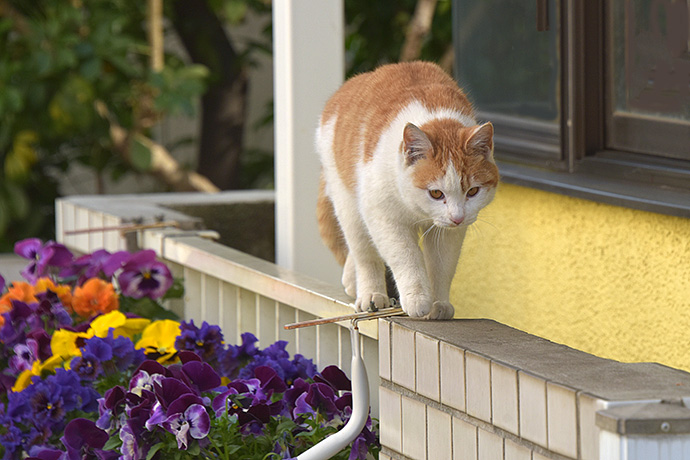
top-left (320, 62), bottom-right (474, 190)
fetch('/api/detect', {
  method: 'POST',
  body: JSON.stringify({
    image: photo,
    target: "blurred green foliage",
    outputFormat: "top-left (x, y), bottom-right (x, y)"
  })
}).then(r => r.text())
top-left (0, 0), bottom-right (451, 252)
top-left (0, 0), bottom-right (211, 251)
top-left (345, 0), bottom-right (452, 76)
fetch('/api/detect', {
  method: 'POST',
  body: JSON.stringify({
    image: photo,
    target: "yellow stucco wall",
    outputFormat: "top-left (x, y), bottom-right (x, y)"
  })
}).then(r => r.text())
top-left (451, 182), bottom-right (690, 371)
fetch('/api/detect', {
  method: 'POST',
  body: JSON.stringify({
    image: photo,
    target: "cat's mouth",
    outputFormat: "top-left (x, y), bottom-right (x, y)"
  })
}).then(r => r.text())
top-left (438, 217), bottom-right (475, 228)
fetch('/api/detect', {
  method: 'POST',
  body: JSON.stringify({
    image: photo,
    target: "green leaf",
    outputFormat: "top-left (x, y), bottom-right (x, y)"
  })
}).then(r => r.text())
top-left (146, 442), bottom-right (166, 460)
top-left (48, 75), bottom-right (96, 133)
top-left (119, 296), bottom-right (180, 321)
top-left (129, 137), bottom-right (152, 172)
top-left (102, 435), bottom-right (122, 451)
top-left (162, 278), bottom-right (185, 300)
top-left (186, 442), bottom-right (200, 456)
top-left (224, 0), bottom-right (249, 23)
top-left (80, 58), bottom-right (102, 81)
top-left (225, 445), bottom-right (242, 455)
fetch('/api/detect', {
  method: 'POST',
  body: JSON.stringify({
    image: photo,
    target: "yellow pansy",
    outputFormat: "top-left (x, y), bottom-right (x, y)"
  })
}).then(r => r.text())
top-left (13, 367), bottom-right (37, 392)
top-left (50, 328), bottom-right (86, 361)
top-left (11, 311), bottom-right (153, 392)
top-left (89, 311), bottom-right (150, 340)
top-left (116, 317), bottom-right (151, 339)
top-left (135, 319), bottom-right (181, 364)
top-left (11, 354), bottom-right (69, 392)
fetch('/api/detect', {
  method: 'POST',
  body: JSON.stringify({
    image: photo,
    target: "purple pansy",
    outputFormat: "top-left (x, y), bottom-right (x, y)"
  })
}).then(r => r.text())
top-left (59, 249), bottom-right (126, 285)
top-left (119, 423), bottom-right (144, 460)
top-left (96, 385), bottom-right (127, 431)
top-left (314, 365), bottom-right (352, 392)
top-left (35, 290), bottom-right (73, 330)
top-left (219, 332), bottom-right (259, 378)
top-left (239, 339), bottom-right (317, 385)
top-left (5, 369), bottom-right (98, 440)
top-left (180, 360), bottom-right (221, 393)
top-left (28, 329), bottom-right (53, 362)
top-left (60, 418), bottom-right (115, 460)
top-left (175, 320), bottom-right (224, 366)
top-left (26, 446), bottom-right (65, 460)
top-left (102, 250), bottom-right (134, 277)
top-left (145, 392), bottom-right (210, 450)
top-left (0, 273), bottom-right (5, 292)
top-left (15, 238), bottom-right (73, 283)
top-left (9, 338), bottom-right (40, 373)
top-left (129, 369), bottom-right (165, 397)
top-left (0, 423), bottom-right (26, 459)
top-left (293, 382), bottom-right (339, 419)
top-left (0, 300), bottom-right (34, 346)
top-left (117, 250), bottom-right (173, 299)
top-left (161, 399), bottom-right (211, 450)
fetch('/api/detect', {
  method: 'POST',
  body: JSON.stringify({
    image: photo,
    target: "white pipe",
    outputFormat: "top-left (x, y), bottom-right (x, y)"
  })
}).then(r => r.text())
top-left (296, 323), bottom-right (370, 460)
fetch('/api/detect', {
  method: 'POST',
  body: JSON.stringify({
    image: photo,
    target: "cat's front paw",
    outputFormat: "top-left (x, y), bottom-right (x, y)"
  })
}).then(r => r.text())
top-left (355, 292), bottom-right (390, 312)
top-left (400, 293), bottom-right (433, 318)
top-left (424, 301), bottom-right (455, 320)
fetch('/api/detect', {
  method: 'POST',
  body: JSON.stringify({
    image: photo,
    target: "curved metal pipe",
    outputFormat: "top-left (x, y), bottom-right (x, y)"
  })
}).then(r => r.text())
top-left (296, 323), bottom-right (370, 460)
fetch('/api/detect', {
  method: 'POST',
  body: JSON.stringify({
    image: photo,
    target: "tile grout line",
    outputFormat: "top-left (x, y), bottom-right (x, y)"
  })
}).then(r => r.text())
top-left (575, 390), bottom-right (582, 459)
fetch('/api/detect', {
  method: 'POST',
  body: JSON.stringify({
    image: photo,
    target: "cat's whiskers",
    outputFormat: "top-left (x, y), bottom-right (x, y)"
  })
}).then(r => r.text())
top-left (420, 223), bottom-right (437, 242)
top-left (468, 221), bottom-right (483, 241)
top-left (413, 217), bottom-right (434, 227)
top-left (476, 216), bottom-right (499, 232)
top-left (433, 226), bottom-right (446, 261)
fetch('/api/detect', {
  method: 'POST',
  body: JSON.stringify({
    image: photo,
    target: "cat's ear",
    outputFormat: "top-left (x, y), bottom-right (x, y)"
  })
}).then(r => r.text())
top-left (402, 123), bottom-right (432, 165)
top-left (464, 122), bottom-right (494, 161)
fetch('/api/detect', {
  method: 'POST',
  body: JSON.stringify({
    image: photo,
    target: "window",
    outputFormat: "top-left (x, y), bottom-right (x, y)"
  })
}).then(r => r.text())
top-left (453, 0), bottom-right (690, 217)
top-left (607, 0), bottom-right (690, 160)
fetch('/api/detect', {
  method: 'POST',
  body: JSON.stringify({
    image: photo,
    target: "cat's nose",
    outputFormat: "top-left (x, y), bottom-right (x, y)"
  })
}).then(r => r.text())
top-left (450, 215), bottom-right (464, 225)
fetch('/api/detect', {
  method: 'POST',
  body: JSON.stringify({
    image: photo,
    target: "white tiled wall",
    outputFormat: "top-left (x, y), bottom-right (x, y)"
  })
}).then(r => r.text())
top-left (379, 319), bottom-right (597, 460)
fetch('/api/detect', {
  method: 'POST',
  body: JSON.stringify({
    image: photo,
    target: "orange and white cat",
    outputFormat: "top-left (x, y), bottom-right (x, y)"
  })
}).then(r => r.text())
top-left (316, 62), bottom-right (498, 319)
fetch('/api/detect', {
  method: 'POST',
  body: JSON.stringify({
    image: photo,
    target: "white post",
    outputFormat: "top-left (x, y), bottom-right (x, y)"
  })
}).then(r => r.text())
top-left (272, 0), bottom-right (344, 286)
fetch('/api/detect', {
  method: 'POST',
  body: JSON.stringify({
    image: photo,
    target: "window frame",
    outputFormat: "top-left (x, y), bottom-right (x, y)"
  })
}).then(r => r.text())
top-left (454, 0), bottom-right (690, 218)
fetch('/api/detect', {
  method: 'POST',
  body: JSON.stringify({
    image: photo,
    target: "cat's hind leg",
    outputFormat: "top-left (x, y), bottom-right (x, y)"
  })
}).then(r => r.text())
top-left (339, 207), bottom-right (389, 311)
top-left (342, 253), bottom-right (356, 298)
top-left (325, 187), bottom-right (389, 312)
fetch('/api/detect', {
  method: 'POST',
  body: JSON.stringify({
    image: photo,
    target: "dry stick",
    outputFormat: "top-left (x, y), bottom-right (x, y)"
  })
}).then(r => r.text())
top-left (94, 101), bottom-right (220, 193)
top-left (64, 221), bottom-right (181, 236)
top-left (284, 307), bottom-right (406, 330)
top-left (399, 0), bottom-right (439, 62)
top-left (439, 45), bottom-right (454, 75)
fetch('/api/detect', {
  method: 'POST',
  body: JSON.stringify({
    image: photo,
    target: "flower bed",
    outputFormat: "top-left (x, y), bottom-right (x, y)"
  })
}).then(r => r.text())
top-left (0, 239), bottom-right (379, 460)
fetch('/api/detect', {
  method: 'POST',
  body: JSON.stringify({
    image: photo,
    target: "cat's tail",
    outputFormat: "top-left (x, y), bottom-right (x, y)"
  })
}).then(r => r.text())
top-left (317, 173), bottom-right (348, 266)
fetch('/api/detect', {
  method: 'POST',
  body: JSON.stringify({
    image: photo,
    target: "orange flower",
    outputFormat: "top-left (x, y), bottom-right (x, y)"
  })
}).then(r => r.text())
top-left (34, 277), bottom-right (73, 310)
top-left (0, 281), bottom-right (38, 326)
top-left (71, 278), bottom-right (119, 318)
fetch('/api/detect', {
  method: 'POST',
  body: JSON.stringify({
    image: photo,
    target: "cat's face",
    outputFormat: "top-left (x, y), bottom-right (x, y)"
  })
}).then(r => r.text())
top-left (402, 120), bottom-right (499, 228)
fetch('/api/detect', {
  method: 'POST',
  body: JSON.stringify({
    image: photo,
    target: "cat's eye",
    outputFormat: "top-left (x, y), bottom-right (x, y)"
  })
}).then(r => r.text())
top-left (466, 187), bottom-right (480, 197)
top-left (429, 189), bottom-right (445, 200)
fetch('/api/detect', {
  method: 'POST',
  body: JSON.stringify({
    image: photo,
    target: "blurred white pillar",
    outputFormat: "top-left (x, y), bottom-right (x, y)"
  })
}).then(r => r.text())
top-left (273, 0), bottom-right (344, 285)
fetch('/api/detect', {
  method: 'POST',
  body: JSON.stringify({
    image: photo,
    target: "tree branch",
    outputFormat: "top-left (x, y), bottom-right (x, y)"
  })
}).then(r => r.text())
top-left (399, 0), bottom-right (438, 62)
top-left (95, 101), bottom-right (220, 193)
